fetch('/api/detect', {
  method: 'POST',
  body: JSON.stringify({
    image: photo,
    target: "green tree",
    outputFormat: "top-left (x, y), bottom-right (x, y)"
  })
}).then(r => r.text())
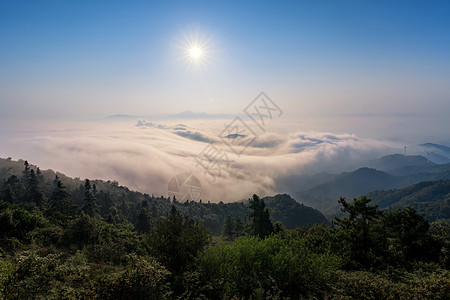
top-left (248, 194), bottom-right (274, 238)
top-left (64, 211), bottom-right (98, 248)
top-left (0, 208), bottom-right (16, 238)
top-left (234, 216), bottom-right (245, 237)
top-left (1, 175), bottom-right (19, 204)
top-left (97, 190), bottom-right (114, 217)
top-left (333, 196), bottom-right (381, 269)
top-left (22, 160), bottom-right (30, 178)
top-left (222, 215), bottom-right (235, 240)
top-left (47, 178), bottom-right (77, 218)
top-left (429, 221), bottom-right (450, 268)
top-left (25, 169), bottom-right (46, 207)
top-left (376, 207), bottom-right (431, 267)
top-left (136, 200), bottom-right (151, 234)
top-left (145, 206), bottom-right (210, 274)
top-left (82, 179), bottom-right (99, 218)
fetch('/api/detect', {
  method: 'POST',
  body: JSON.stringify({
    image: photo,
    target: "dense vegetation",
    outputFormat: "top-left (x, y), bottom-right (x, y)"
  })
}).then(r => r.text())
top-left (368, 180), bottom-right (450, 222)
top-left (0, 159), bottom-right (449, 299)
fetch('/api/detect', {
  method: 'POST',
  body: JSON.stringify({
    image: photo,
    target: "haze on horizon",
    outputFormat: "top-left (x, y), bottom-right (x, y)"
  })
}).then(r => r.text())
top-left (1, 1), bottom-right (450, 201)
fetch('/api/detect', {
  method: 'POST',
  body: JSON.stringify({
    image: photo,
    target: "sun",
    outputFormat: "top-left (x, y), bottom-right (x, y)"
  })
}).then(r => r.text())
top-left (189, 46), bottom-right (203, 60)
top-left (185, 43), bottom-right (207, 65)
top-left (177, 29), bottom-right (214, 68)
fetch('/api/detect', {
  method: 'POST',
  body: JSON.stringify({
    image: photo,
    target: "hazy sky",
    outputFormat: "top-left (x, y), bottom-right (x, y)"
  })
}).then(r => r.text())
top-left (1, 1), bottom-right (449, 121)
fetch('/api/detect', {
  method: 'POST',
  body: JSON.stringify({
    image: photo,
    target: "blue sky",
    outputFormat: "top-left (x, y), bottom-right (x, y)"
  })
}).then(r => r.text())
top-left (1, 0), bottom-right (450, 122)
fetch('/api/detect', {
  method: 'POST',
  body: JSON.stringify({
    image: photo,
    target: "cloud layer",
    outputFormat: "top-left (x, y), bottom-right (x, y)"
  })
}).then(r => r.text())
top-left (1, 118), bottom-right (399, 202)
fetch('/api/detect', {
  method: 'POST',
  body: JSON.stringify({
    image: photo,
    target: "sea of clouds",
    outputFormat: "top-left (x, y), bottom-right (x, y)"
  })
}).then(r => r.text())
top-left (1, 117), bottom-right (401, 202)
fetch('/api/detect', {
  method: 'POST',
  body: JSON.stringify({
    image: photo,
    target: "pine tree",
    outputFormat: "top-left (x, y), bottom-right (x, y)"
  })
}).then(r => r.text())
top-left (26, 169), bottom-right (46, 207)
top-left (145, 206), bottom-right (210, 274)
top-left (151, 203), bottom-right (158, 219)
top-left (136, 200), bottom-right (151, 233)
top-left (96, 189), bottom-right (114, 217)
top-left (23, 160), bottom-right (30, 178)
top-left (333, 196), bottom-right (381, 268)
top-left (234, 216), bottom-right (244, 237)
top-left (1, 175), bottom-right (19, 203)
top-left (222, 215), bottom-right (235, 240)
top-left (82, 179), bottom-right (99, 217)
top-left (48, 178), bottom-right (77, 217)
top-left (36, 167), bottom-right (44, 182)
top-left (248, 194), bottom-right (274, 238)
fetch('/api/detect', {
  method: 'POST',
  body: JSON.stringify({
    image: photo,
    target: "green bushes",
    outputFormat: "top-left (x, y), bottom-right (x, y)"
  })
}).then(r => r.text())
top-left (96, 255), bottom-right (171, 300)
top-left (332, 267), bottom-right (450, 299)
top-left (196, 235), bottom-right (341, 299)
top-left (0, 251), bottom-right (92, 299)
top-left (1, 181), bottom-right (450, 299)
top-left (0, 252), bottom-right (171, 299)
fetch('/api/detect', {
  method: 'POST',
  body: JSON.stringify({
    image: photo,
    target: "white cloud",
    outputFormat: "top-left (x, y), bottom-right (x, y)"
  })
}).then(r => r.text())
top-left (1, 119), bottom-right (399, 202)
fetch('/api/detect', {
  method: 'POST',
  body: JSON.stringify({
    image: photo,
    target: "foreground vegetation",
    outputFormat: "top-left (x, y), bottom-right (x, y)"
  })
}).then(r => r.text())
top-left (1, 161), bottom-right (449, 299)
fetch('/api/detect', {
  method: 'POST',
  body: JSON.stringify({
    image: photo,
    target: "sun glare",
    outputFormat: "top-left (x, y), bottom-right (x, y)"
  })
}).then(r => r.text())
top-left (189, 46), bottom-right (203, 60)
top-left (178, 30), bottom-right (214, 68)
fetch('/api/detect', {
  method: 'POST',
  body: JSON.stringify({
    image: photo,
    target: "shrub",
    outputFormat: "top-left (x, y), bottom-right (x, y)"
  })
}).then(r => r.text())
top-left (196, 235), bottom-right (341, 299)
top-left (95, 254), bottom-right (171, 299)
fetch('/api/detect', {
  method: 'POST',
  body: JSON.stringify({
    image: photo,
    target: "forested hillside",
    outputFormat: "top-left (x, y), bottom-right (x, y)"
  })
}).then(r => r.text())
top-left (0, 158), bottom-right (327, 235)
top-left (1, 157), bottom-right (449, 298)
top-left (368, 180), bottom-right (450, 222)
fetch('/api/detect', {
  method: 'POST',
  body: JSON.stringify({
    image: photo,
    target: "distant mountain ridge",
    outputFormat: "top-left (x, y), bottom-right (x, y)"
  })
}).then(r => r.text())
top-left (292, 151), bottom-right (450, 216)
top-left (365, 154), bottom-right (434, 175)
top-left (170, 111), bottom-right (237, 119)
top-left (419, 143), bottom-right (450, 164)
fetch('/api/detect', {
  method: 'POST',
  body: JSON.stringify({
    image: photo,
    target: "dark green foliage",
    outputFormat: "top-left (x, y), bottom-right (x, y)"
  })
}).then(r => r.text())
top-left (429, 221), bottom-right (450, 268)
top-left (1, 175), bottom-right (20, 204)
top-left (333, 196), bottom-right (382, 268)
top-left (248, 194), bottom-right (275, 238)
top-left (144, 206), bottom-right (211, 274)
top-left (64, 212), bottom-right (99, 248)
top-left (82, 179), bottom-right (99, 218)
top-left (96, 190), bottom-right (114, 217)
top-left (0, 158), bottom-right (449, 298)
top-left (234, 216), bottom-right (244, 237)
top-left (332, 268), bottom-right (450, 299)
top-left (221, 215), bottom-right (234, 240)
top-left (25, 169), bottom-right (46, 207)
top-left (47, 178), bottom-right (78, 218)
top-left (374, 207), bottom-right (431, 267)
top-left (196, 235), bottom-right (341, 299)
top-left (368, 180), bottom-right (450, 222)
top-left (0, 205), bottom-right (41, 243)
top-left (0, 251), bottom-right (94, 299)
top-left (263, 194), bottom-right (329, 227)
top-left (96, 255), bottom-right (171, 299)
top-left (135, 200), bottom-right (151, 234)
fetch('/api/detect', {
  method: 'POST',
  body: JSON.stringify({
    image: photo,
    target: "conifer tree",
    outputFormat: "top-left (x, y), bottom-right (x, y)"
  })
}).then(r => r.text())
top-left (136, 200), bottom-right (151, 233)
top-left (248, 194), bottom-right (274, 238)
top-left (222, 215), bottom-right (235, 240)
top-left (48, 177), bottom-right (76, 217)
top-left (26, 169), bottom-right (46, 207)
top-left (82, 179), bottom-right (99, 217)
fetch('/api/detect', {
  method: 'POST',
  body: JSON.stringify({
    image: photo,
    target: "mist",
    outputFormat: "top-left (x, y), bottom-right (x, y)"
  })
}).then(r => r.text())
top-left (0, 116), bottom-right (407, 202)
